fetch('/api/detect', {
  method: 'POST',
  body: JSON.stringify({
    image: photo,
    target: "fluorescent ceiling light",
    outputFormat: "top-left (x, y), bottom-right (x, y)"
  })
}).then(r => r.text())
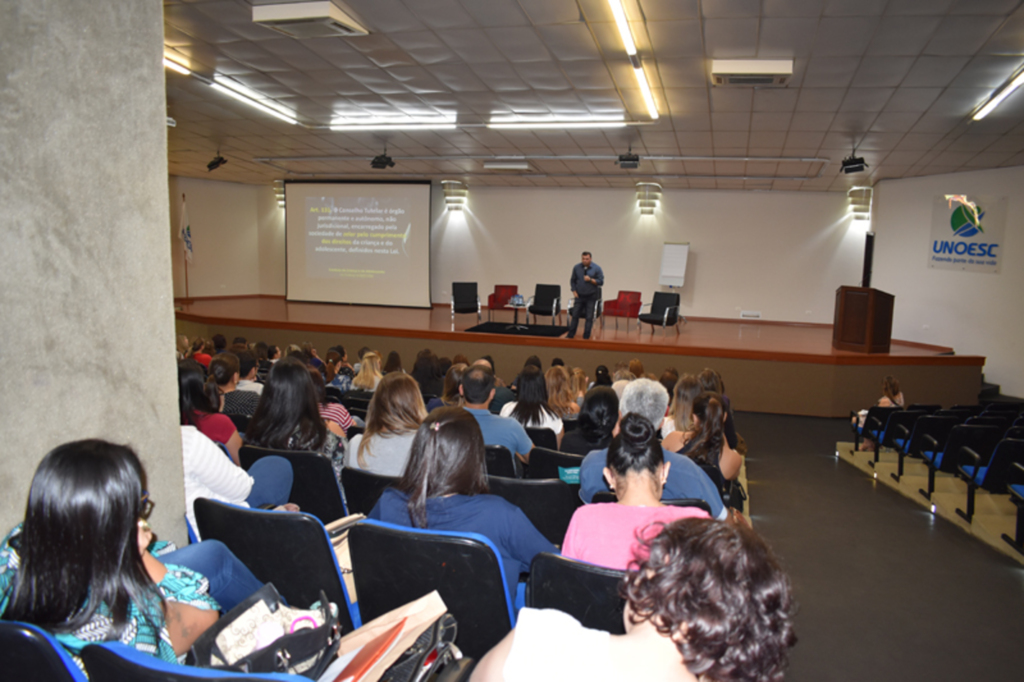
top-left (607, 0), bottom-right (659, 120)
top-left (207, 78), bottom-right (296, 124)
top-left (487, 115), bottom-right (626, 129)
top-left (210, 76), bottom-right (298, 125)
top-left (163, 58), bottom-right (190, 75)
top-left (330, 115), bottom-right (456, 131)
top-left (973, 70), bottom-right (1024, 121)
top-left (484, 161), bottom-right (530, 170)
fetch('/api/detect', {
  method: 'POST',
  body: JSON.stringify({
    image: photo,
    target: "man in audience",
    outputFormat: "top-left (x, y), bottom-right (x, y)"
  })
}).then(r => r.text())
top-left (235, 351), bottom-right (263, 395)
top-left (460, 364), bottom-right (533, 466)
top-left (475, 356), bottom-right (514, 414)
top-left (211, 334), bottom-right (228, 355)
top-left (579, 378), bottom-right (727, 519)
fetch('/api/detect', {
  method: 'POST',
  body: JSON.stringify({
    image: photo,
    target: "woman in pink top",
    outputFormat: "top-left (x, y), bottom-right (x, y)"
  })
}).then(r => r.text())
top-left (561, 413), bottom-right (709, 570)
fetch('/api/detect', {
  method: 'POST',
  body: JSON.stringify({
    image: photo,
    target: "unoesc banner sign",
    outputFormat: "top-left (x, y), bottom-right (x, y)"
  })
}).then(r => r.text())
top-left (929, 194), bottom-right (1006, 274)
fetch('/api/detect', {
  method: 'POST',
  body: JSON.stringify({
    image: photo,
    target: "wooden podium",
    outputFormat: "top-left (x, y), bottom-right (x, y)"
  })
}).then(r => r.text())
top-left (832, 286), bottom-right (894, 353)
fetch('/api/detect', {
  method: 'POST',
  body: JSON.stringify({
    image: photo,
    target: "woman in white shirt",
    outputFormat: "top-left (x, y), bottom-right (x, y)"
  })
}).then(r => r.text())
top-left (500, 365), bottom-right (564, 448)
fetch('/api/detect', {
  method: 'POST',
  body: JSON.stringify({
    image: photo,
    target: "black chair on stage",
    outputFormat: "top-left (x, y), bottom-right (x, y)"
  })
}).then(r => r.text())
top-left (348, 520), bottom-right (515, 660)
top-left (638, 292), bottom-right (684, 334)
top-left (526, 552), bottom-right (626, 635)
top-left (527, 284), bottom-right (562, 325)
top-left (193, 499), bottom-right (357, 632)
top-left (240, 445), bottom-right (346, 524)
top-left (486, 475), bottom-right (580, 546)
top-left (451, 281), bottom-right (481, 325)
top-left (341, 467), bottom-right (398, 515)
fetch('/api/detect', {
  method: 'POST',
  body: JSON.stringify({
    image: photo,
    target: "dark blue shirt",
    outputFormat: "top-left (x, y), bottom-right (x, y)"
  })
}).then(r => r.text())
top-left (570, 261), bottom-right (604, 297)
top-left (369, 488), bottom-right (557, 596)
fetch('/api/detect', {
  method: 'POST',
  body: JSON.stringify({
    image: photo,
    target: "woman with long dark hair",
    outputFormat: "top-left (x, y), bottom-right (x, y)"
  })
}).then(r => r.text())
top-left (368, 408), bottom-right (555, 597)
top-left (473, 518), bottom-right (796, 682)
top-left (661, 374), bottom-right (701, 449)
top-left (207, 352), bottom-right (260, 416)
top-left (561, 413), bottom-right (709, 569)
top-left (425, 362), bottom-right (467, 412)
top-left (500, 365), bottom-right (564, 448)
top-left (345, 373), bottom-right (426, 476)
top-left (559, 386), bottom-right (618, 456)
top-left (410, 349), bottom-right (444, 397)
top-left (0, 440), bottom-right (264, 666)
top-left (685, 392), bottom-right (742, 481)
top-left (179, 359), bottom-right (242, 463)
top-left (245, 357), bottom-right (345, 477)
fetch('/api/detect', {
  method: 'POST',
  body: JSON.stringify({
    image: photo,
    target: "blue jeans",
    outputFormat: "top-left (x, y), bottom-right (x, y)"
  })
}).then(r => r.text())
top-left (162, 540), bottom-right (264, 612)
top-left (246, 456), bottom-right (293, 508)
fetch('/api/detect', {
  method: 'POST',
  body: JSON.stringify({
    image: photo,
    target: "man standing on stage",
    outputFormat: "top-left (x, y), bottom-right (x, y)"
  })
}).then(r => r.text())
top-left (567, 251), bottom-right (604, 340)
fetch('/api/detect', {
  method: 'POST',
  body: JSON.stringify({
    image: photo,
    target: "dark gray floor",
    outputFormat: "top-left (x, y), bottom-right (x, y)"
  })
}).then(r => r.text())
top-left (740, 412), bottom-right (1024, 682)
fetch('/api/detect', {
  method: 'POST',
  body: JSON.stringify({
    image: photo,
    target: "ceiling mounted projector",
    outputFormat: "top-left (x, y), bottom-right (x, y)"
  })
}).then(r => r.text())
top-left (371, 153), bottom-right (394, 169)
top-left (840, 155), bottom-right (868, 174)
top-left (207, 154), bottom-right (227, 172)
top-left (617, 152), bottom-right (640, 170)
top-left (253, 1), bottom-right (369, 39)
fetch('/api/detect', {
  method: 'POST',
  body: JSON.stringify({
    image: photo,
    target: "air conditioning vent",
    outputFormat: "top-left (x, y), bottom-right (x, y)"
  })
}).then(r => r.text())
top-left (711, 60), bottom-right (793, 87)
top-left (253, 1), bottom-right (368, 39)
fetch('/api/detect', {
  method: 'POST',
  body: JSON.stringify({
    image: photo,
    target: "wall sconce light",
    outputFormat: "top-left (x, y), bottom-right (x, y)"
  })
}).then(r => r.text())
top-left (848, 186), bottom-right (872, 223)
top-left (274, 180), bottom-right (285, 208)
top-left (635, 182), bottom-right (662, 215)
top-left (442, 180), bottom-right (468, 211)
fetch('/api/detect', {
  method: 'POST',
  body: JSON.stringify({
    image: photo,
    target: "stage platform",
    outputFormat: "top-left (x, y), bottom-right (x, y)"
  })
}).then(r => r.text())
top-left (175, 296), bottom-right (985, 418)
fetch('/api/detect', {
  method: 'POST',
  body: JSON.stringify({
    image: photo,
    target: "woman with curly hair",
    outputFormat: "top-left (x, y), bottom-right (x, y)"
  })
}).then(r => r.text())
top-left (545, 365), bottom-right (580, 419)
top-left (472, 518), bottom-right (797, 682)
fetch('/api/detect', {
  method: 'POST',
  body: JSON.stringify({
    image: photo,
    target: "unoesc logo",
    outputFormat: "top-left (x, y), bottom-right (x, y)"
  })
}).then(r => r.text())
top-left (933, 203), bottom-right (999, 258)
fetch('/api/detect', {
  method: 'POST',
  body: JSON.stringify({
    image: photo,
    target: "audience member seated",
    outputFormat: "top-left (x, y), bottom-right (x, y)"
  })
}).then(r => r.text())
top-left (658, 367), bottom-right (679, 397)
top-left (425, 362), bottom-right (468, 412)
top-left (592, 364), bottom-right (612, 388)
top-left (500, 365), bottom-right (564, 449)
top-left (176, 334), bottom-right (190, 360)
top-left (628, 358), bottom-right (645, 378)
top-left (0, 440), bottom-right (266, 669)
top-left (477, 356), bottom-right (515, 414)
top-left (571, 367), bottom-right (589, 406)
top-left (208, 353), bottom-right (260, 417)
top-left (471, 518), bottom-right (796, 682)
top-left (410, 348), bottom-right (445, 396)
top-left (346, 373), bottom-right (427, 477)
top-left (235, 350), bottom-right (263, 395)
top-left (211, 334), bottom-right (228, 355)
top-left (661, 374), bottom-right (700, 444)
top-left (853, 375), bottom-right (906, 451)
top-left (325, 347), bottom-right (355, 394)
top-left (308, 366), bottom-right (353, 436)
top-left (179, 360), bottom-right (242, 463)
top-left (562, 413), bottom-right (710, 570)
top-left (559, 386), bottom-right (619, 456)
top-left (301, 341), bottom-right (324, 370)
top-left (684, 392), bottom-right (743, 481)
top-left (579, 379), bottom-right (727, 519)
top-left (368, 408), bottom-right (557, 598)
top-left (383, 350), bottom-right (404, 374)
top-left (181, 425), bottom-right (296, 535)
top-left (509, 355), bottom-right (542, 393)
top-left (611, 368), bottom-right (634, 399)
top-left (352, 350), bottom-right (383, 393)
top-left (245, 357), bottom-right (346, 480)
top-left (461, 364), bottom-right (533, 465)
top-left (188, 337), bottom-right (211, 368)
top-left (545, 366), bottom-right (580, 419)
top-left (697, 368), bottom-right (739, 450)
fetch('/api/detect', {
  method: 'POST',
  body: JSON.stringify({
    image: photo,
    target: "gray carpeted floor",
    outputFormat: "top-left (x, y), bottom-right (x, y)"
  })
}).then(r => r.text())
top-left (739, 411), bottom-right (1024, 682)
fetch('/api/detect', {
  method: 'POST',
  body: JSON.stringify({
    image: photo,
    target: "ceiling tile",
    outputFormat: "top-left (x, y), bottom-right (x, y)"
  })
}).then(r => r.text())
top-left (517, 0), bottom-right (583, 25)
top-left (824, 0), bottom-right (887, 16)
top-left (803, 56), bottom-right (861, 87)
top-left (458, 0), bottom-right (531, 27)
top-left (869, 111), bottom-right (921, 132)
top-left (437, 28), bottom-right (507, 63)
top-left (790, 111), bottom-right (835, 130)
top-left (638, 0), bottom-right (701, 20)
top-left (389, 32), bottom-right (459, 65)
top-left (712, 112), bottom-right (751, 131)
top-left (703, 18), bottom-right (760, 58)
top-left (467, 62), bottom-right (528, 91)
top-left (885, 0), bottom-right (956, 16)
top-left (750, 130), bottom-right (788, 146)
top-left (762, 0), bottom-right (829, 17)
top-left (560, 61), bottom-right (617, 90)
top-left (949, 0), bottom-right (1021, 15)
top-left (701, 0), bottom-right (762, 18)
top-left (866, 17), bottom-right (943, 56)
top-left (856, 132), bottom-right (903, 150)
top-left (840, 88), bottom-right (895, 112)
top-left (425, 64), bottom-right (490, 92)
top-left (852, 57), bottom-right (915, 87)
top-left (657, 59), bottom-right (711, 88)
top-left (537, 24), bottom-right (603, 61)
top-left (646, 21), bottom-right (705, 58)
top-left (344, 0), bottom-right (426, 32)
top-left (712, 131), bottom-right (750, 147)
top-left (486, 27), bottom-right (553, 63)
top-left (924, 16), bottom-right (1003, 56)
top-left (883, 87), bottom-right (943, 112)
top-left (751, 111), bottom-right (794, 130)
top-left (758, 18), bottom-right (819, 57)
top-left (403, 0), bottom-right (477, 29)
top-left (950, 55), bottom-right (1024, 88)
top-left (902, 56), bottom-right (971, 87)
top-left (812, 17), bottom-right (880, 56)
top-left (710, 88), bottom-right (754, 112)
top-left (796, 88), bottom-right (847, 111)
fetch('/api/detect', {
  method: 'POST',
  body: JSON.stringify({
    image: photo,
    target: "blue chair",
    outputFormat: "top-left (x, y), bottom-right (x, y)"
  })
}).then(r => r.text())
top-left (348, 519), bottom-right (515, 660)
top-left (890, 415), bottom-right (959, 484)
top-left (0, 621), bottom-right (87, 682)
top-left (852, 405), bottom-right (901, 452)
top-left (956, 438), bottom-right (1024, 523)
top-left (870, 409), bottom-right (925, 467)
top-left (1001, 461), bottom-right (1024, 556)
top-left (193, 499), bottom-right (359, 631)
top-left (81, 642), bottom-right (306, 681)
top-left (918, 425), bottom-right (1002, 502)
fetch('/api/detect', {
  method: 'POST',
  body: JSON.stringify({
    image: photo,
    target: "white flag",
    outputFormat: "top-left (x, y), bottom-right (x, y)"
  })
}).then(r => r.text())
top-left (179, 197), bottom-right (193, 264)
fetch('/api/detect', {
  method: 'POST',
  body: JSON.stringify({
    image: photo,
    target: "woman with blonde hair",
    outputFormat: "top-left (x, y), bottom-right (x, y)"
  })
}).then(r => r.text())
top-left (545, 365), bottom-right (580, 418)
top-left (176, 334), bottom-right (190, 360)
top-left (352, 350), bottom-right (383, 391)
top-left (570, 367), bottom-right (589, 405)
top-left (346, 372), bottom-right (427, 476)
top-left (661, 374), bottom-right (701, 443)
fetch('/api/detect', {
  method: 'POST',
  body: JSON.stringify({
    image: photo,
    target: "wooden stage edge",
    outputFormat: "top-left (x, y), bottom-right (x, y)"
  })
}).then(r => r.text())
top-left (174, 296), bottom-right (984, 418)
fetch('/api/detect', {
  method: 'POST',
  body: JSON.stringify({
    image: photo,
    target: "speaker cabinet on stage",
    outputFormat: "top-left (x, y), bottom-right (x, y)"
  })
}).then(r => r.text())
top-left (832, 286), bottom-right (894, 354)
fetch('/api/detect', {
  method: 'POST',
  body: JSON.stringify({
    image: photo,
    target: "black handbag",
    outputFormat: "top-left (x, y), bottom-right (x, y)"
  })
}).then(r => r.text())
top-left (187, 583), bottom-right (341, 679)
top-left (380, 613), bottom-right (460, 682)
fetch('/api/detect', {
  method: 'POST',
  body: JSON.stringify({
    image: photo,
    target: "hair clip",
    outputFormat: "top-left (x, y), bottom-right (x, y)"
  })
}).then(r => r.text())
top-left (431, 422), bottom-right (442, 432)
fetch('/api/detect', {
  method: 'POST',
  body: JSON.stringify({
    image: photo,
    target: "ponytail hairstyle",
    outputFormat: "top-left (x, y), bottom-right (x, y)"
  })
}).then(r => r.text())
top-left (593, 365), bottom-right (612, 386)
top-left (178, 359), bottom-right (220, 425)
top-left (325, 350), bottom-right (342, 384)
top-left (207, 352), bottom-right (240, 390)
top-left (440, 363), bottom-right (468, 407)
top-left (396, 407), bottom-right (488, 528)
top-left (5, 440), bottom-right (162, 635)
top-left (606, 412), bottom-right (663, 477)
top-left (687, 391), bottom-right (728, 467)
top-left (188, 337), bottom-right (206, 357)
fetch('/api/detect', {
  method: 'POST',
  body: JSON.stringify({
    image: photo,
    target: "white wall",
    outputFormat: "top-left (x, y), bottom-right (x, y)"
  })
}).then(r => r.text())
top-left (431, 185), bottom-right (862, 324)
top-left (873, 166), bottom-right (1024, 398)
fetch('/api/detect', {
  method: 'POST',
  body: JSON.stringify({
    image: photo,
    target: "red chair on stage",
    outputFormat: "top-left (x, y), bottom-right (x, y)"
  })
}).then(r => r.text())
top-left (601, 290), bottom-right (642, 331)
top-left (488, 284), bottom-right (518, 321)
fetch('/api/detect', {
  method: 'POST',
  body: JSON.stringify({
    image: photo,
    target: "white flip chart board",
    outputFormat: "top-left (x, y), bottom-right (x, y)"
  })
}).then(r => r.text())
top-left (659, 242), bottom-right (690, 287)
